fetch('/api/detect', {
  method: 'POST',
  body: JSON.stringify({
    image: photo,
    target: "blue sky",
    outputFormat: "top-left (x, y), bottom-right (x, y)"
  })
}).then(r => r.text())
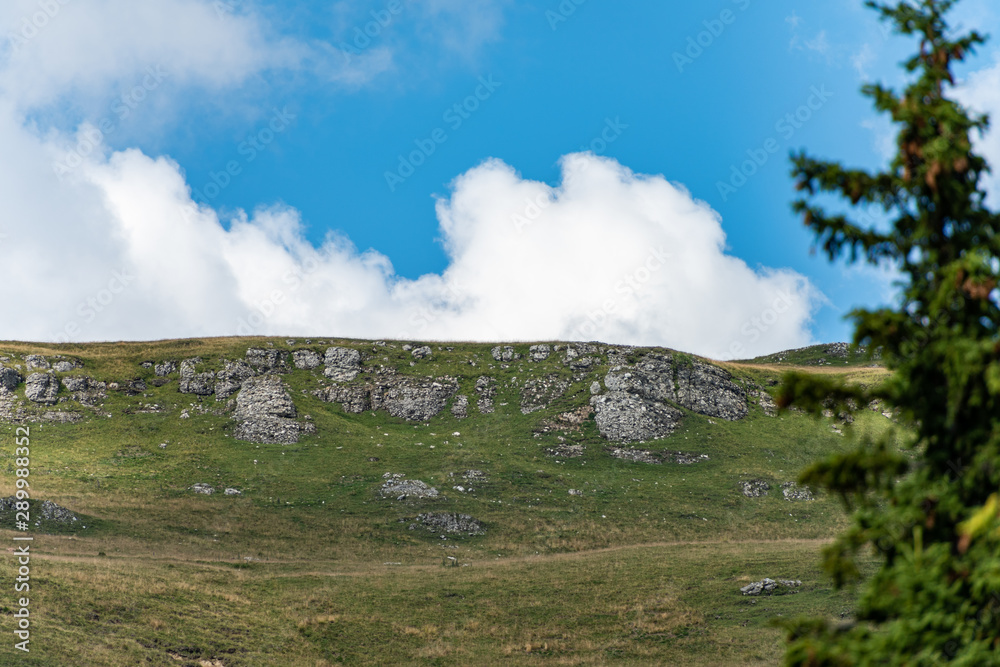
top-left (2, 0), bottom-right (1000, 356)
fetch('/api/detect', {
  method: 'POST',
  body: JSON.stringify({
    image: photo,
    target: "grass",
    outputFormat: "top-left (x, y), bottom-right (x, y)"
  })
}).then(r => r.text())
top-left (0, 337), bottom-right (898, 665)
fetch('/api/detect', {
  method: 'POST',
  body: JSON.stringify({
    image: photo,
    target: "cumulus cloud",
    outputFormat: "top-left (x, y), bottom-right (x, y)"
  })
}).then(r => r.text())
top-left (957, 54), bottom-right (1000, 207)
top-left (0, 0), bottom-right (818, 359)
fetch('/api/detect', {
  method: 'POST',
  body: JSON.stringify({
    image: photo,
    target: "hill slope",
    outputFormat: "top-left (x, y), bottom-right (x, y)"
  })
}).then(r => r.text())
top-left (0, 337), bottom-right (894, 665)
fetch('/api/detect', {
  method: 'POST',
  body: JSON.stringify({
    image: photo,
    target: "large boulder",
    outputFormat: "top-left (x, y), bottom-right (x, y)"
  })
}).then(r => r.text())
top-left (292, 349), bottom-right (322, 370)
top-left (324, 347), bottom-right (362, 381)
top-left (674, 360), bottom-right (748, 421)
top-left (24, 355), bottom-right (49, 371)
top-left (313, 384), bottom-right (371, 413)
top-left (246, 348), bottom-right (288, 373)
top-left (590, 391), bottom-right (683, 443)
top-left (370, 376), bottom-right (458, 421)
top-left (232, 375), bottom-right (307, 444)
top-left (25, 373), bottom-right (59, 405)
top-left (491, 346), bottom-right (516, 362)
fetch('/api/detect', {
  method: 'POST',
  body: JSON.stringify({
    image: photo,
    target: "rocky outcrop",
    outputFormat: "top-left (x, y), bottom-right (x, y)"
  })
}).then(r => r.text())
top-left (781, 482), bottom-right (814, 501)
top-left (314, 383), bottom-right (370, 413)
top-left (475, 376), bottom-right (497, 414)
top-left (491, 346), bottom-right (517, 363)
top-left (740, 578), bottom-right (801, 596)
top-left (674, 360), bottom-right (747, 421)
top-left (61, 376), bottom-right (107, 406)
top-left (232, 375), bottom-right (311, 444)
top-left (179, 358), bottom-right (215, 396)
top-left (591, 391), bottom-right (683, 443)
top-left (520, 374), bottom-right (570, 414)
top-left (324, 347), bottom-right (362, 381)
top-left (246, 348), bottom-right (288, 373)
top-left (215, 360), bottom-right (254, 400)
top-left (292, 349), bottom-right (322, 370)
top-left (451, 395), bottom-right (469, 419)
top-left (0, 367), bottom-right (22, 392)
top-left (25, 373), bottom-right (59, 405)
top-left (0, 497), bottom-right (80, 526)
top-left (51, 359), bottom-right (82, 373)
top-left (741, 480), bottom-right (770, 497)
top-left (606, 447), bottom-right (708, 465)
top-left (25, 355), bottom-right (49, 371)
top-left (154, 361), bottom-right (177, 377)
top-left (411, 346), bottom-right (432, 360)
top-left (370, 376), bottom-right (458, 421)
top-left (529, 344), bottom-right (551, 362)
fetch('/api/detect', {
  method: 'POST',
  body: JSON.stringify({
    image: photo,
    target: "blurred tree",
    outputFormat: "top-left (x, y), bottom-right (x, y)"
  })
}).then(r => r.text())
top-left (778, 1), bottom-right (1000, 664)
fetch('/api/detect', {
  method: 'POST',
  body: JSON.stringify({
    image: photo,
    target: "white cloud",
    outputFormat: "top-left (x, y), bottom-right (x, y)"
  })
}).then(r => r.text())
top-left (957, 53), bottom-right (1000, 207)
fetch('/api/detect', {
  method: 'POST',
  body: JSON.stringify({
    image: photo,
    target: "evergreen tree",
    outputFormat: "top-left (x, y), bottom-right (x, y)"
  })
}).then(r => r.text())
top-left (778, 1), bottom-right (1000, 664)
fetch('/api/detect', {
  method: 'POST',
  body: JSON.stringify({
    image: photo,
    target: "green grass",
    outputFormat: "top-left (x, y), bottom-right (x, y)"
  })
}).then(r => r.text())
top-left (0, 337), bottom-right (898, 665)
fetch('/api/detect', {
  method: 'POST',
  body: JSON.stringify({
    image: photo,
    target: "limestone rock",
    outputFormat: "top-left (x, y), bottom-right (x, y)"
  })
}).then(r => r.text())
top-left (529, 344), bottom-right (551, 362)
top-left (324, 346), bottom-right (362, 382)
top-left (179, 358), bottom-right (215, 396)
top-left (741, 480), bottom-right (770, 497)
top-left (224, 488), bottom-right (242, 496)
top-left (740, 578), bottom-right (801, 596)
top-left (25, 355), bottom-right (50, 371)
top-left (292, 349), bottom-right (322, 370)
top-left (411, 346), bottom-right (432, 360)
top-left (25, 373), bottom-right (59, 405)
top-left (233, 375), bottom-right (306, 444)
top-left (491, 345), bottom-right (516, 363)
top-left (51, 359), bottom-right (82, 373)
top-left (451, 395), bottom-right (469, 419)
top-left (674, 360), bottom-right (748, 421)
top-left (246, 348), bottom-right (288, 373)
top-left (154, 361), bottom-right (177, 376)
top-left (0, 367), bottom-right (22, 392)
top-left (215, 360), bottom-right (254, 400)
top-left (190, 483), bottom-right (214, 495)
top-left (380, 473), bottom-right (439, 500)
top-left (313, 384), bottom-right (371, 413)
top-left (591, 391), bottom-right (682, 443)
top-left (475, 376), bottom-right (497, 414)
top-left (781, 482), bottom-right (814, 501)
top-left (370, 376), bottom-right (458, 422)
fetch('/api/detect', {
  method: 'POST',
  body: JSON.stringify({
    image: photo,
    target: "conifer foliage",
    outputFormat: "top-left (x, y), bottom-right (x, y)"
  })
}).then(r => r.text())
top-left (779, 1), bottom-right (1000, 664)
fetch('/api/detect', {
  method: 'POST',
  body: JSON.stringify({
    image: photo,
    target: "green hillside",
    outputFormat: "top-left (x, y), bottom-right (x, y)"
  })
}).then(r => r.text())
top-left (0, 337), bottom-right (898, 666)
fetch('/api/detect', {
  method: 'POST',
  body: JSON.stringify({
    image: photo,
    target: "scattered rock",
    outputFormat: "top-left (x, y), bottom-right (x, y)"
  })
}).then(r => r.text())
top-left (671, 451), bottom-right (709, 464)
top-left (757, 390), bottom-right (777, 417)
top-left (781, 482), bottom-right (814, 501)
top-left (740, 578), bottom-right (801, 596)
top-left (25, 355), bottom-right (50, 371)
top-left (520, 374), bottom-right (570, 414)
top-left (415, 512), bottom-right (485, 535)
top-left (224, 488), bottom-right (242, 496)
top-left (411, 346), bottom-right (432, 360)
top-left (568, 489), bottom-right (583, 496)
top-left (0, 367), bottom-right (22, 391)
top-left (529, 344), bottom-right (551, 362)
top-left (324, 347), bottom-right (362, 382)
top-left (25, 373), bottom-right (59, 405)
top-left (606, 447), bottom-right (664, 464)
top-left (380, 473), bottom-right (439, 500)
top-left (292, 349), bottom-right (322, 370)
top-left (190, 483), bottom-right (214, 495)
top-left (591, 391), bottom-right (683, 443)
top-left (451, 395), bottom-right (469, 419)
top-left (741, 480), bottom-right (770, 497)
top-left (41, 411), bottom-right (82, 423)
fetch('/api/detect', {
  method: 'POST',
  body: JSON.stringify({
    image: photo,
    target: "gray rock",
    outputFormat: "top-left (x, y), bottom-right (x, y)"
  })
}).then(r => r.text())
top-left (591, 391), bottom-right (683, 443)
top-left (741, 480), bottom-right (770, 497)
top-left (215, 360), bottom-right (255, 400)
top-left (590, 381), bottom-right (602, 395)
top-left (313, 384), bottom-right (371, 413)
top-left (757, 390), bottom-right (777, 417)
top-left (41, 411), bottom-right (82, 423)
top-left (605, 354), bottom-right (677, 403)
top-left (781, 482), bottom-right (814, 501)
top-left (607, 447), bottom-right (664, 464)
top-left (0, 367), bottom-right (22, 392)
top-left (451, 395), bottom-right (469, 419)
top-left (61, 376), bottom-right (90, 392)
top-left (324, 347), bottom-right (362, 382)
top-left (154, 361), bottom-right (177, 376)
top-left (415, 512), bottom-right (485, 535)
top-left (740, 578), bottom-right (801, 596)
top-left (233, 375), bottom-right (305, 444)
top-left (246, 348), bottom-right (288, 373)
top-left (25, 373), bottom-right (59, 405)
top-left (491, 346), bottom-right (516, 363)
top-left (380, 473), bottom-right (439, 500)
top-left (568, 489), bottom-right (583, 496)
top-left (475, 376), bottom-right (497, 414)
top-left (51, 360), bottom-right (81, 373)
top-left (370, 376), bottom-right (458, 421)
top-left (674, 361), bottom-right (748, 420)
top-left (224, 488), bottom-right (242, 496)
top-left (292, 349), bottom-right (322, 370)
top-left (25, 355), bottom-right (49, 371)
top-left (179, 358), bottom-right (215, 396)
top-left (529, 344), bottom-right (551, 362)
top-left (190, 483), bottom-right (214, 495)
top-left (0, 498), bottom-right (80, 525)
top-left (64, 377), bottom-right (106, 406)
top-left (411, 346), bottom-right (432, 360)
top-left (520, 374), bottom-right (570, 414)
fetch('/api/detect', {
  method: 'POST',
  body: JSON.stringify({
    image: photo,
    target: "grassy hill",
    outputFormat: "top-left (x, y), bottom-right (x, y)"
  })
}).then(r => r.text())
top-left (0, 337), bottom-right (897, 666)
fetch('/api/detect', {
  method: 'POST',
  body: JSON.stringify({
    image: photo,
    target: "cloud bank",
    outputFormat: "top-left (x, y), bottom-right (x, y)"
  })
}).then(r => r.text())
top-left (0, 0), bottom-right (824, 359)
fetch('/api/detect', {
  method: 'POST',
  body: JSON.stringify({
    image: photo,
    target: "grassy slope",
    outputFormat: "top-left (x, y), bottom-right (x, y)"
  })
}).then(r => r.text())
top-left (0, 338), bottom-right (896, 666)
